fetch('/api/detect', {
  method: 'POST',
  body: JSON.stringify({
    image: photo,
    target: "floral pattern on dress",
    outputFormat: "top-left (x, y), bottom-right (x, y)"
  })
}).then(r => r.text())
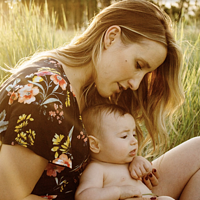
top-left (48, 103), bottom-right (64, 124)
top-left (14, 114), bottom-right (35, 147)
top-left (45, 163), bottom-right (65, 177)
top-left (0, 58), bottom-right (89, 200)
top-left (40, 194), bottom-right (57, 199)
top-left (51, 126), bottom-right (73, 165)
top-left (0, 110), bottom-right (9, 133)
top-left (18, 83), bottom-right (40, 104)
top-left (53, 154), bottom-right (72, 169)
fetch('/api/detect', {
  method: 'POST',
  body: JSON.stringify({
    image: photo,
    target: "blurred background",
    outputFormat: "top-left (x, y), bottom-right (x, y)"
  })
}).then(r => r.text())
top-left (1, 0), bottom-right (200, 30)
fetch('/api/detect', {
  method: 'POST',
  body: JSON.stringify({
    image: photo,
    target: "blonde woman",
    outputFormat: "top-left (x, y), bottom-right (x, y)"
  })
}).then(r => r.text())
top-left (0, 0), bottom-right (199, 200)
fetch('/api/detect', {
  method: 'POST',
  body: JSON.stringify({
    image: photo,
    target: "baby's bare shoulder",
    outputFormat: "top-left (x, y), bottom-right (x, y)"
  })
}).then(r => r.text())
top-left (81, 160), bottom-right (105, 178)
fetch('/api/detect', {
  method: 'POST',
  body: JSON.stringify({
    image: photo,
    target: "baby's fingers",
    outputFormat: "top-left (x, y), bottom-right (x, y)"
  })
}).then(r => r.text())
top-left (139, 166), bottom-right (149, 177)
top-left (143, 163), bottom-right (153, 173)
top-left (130, 170), bottom-right (139, 179)
top-left (130, 166), bottom-right (148, 179)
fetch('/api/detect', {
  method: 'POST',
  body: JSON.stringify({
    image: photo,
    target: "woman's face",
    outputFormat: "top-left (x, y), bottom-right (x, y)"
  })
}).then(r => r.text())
top-left (94, 28), bottom-right (167, 98)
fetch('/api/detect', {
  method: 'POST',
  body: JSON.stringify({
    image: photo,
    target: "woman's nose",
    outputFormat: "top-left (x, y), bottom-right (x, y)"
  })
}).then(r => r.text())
top-left (128, 77), bottom-right (143, 90)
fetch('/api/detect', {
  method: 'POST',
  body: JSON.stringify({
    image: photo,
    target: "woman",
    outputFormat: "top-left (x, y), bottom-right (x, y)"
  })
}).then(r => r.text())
top-left (0, 0), bottom-right (199, 199)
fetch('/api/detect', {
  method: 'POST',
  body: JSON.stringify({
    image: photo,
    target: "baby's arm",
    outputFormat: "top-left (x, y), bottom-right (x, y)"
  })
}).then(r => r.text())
top-left (75, 162), bottom-right (141, 200)
top-left (125, 197), bottom-right (175, 200)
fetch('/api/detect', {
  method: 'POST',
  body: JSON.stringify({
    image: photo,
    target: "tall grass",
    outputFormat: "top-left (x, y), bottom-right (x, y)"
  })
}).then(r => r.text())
top-left (0, 1), bottom-right (75, 80)
top-left (0, 2), bottom-right (199, 151)
top-left (167, 23), bottom-right (200, 150)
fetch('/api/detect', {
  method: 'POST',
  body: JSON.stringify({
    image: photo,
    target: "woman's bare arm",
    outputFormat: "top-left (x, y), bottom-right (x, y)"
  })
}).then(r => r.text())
top-left (0, 144), bottom-right (48, 200)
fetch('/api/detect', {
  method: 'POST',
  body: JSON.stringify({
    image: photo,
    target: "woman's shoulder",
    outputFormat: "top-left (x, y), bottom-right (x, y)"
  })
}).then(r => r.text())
top-left (0, 58), bottom-right (67, 91)
top-left (16, 57), bottom-right (66, 79)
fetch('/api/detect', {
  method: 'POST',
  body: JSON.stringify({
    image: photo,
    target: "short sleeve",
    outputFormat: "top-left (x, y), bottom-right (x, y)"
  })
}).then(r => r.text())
top-left (0, 58), bottom-right (89, 170)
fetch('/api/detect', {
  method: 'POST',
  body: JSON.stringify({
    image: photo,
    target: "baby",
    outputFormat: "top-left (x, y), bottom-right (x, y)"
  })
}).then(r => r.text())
top-left (75, 104), bottom-right (174, 200)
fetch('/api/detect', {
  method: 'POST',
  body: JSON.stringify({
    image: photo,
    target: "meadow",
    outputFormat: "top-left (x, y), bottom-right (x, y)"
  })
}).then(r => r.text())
top-left (0, 2), bottom-right (199, 155)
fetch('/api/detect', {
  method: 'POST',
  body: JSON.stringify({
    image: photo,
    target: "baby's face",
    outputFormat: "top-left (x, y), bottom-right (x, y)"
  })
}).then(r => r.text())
top-left (98, 113), bottom-right (138, 164)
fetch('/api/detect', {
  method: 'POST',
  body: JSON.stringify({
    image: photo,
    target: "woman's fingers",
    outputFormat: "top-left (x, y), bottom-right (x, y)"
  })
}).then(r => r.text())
top-left (143, 175), bottom-right (153, 190)
top-left (152, 168), bottom-right (159, 179)
top-left (143, 170), bottom-right (159, 190)
top-left (148, 172), bottom-right (159, 186)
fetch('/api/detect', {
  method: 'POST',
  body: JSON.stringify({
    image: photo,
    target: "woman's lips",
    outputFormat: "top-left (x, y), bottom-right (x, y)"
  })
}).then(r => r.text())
top-left (117, 83), bottom-right (127, 91)
top-left (116, 83), bottom-right (122, 93)
top-left (117, 83), bottom-right (125, 93)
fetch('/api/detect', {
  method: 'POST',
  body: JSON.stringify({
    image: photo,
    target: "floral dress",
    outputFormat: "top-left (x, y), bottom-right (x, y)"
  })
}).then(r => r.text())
top-left (0, 58), bottom-right (89, 199)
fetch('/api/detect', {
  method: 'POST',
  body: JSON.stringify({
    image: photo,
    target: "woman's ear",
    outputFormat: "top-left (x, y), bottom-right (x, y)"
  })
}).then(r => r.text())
top-left (104, 25), bottom-right (121, 49)
top-left (88, 135), bottom-right (100, 154)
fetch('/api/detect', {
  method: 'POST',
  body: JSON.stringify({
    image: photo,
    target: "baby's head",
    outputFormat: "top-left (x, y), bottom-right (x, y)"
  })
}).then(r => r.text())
top-left (82, 104), bottom-right (138, 164)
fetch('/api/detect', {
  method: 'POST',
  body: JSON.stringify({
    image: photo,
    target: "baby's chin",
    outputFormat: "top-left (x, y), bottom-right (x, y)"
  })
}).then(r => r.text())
top-left (110, 159), bottom-right (133, 164)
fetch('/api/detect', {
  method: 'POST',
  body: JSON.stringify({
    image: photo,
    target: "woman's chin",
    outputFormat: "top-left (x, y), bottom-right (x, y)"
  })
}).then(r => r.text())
top-left (97, 90), bottom-right (112, 98)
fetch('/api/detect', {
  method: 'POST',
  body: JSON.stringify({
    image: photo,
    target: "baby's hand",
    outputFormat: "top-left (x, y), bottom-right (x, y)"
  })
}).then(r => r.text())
top-left (119, 185), bottom-right (142, 199)
top-left (129, 156), bottom-right (152, 179)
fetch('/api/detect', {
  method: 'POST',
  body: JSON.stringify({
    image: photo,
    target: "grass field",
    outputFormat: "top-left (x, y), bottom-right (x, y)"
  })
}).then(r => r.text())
top-left (0, 2), bottom-right (199, 154)
top-left (168, 22), bottom-right (200, 150)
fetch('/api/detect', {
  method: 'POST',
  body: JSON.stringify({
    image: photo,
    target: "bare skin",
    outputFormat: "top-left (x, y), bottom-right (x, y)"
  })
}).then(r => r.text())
top-left (1, 24), bottom-right (198, 199)
top-left (0, 144), bottom-right (48, 200)
top-left (75, 113), bottom-right (174, 200)
top-left (152, 137), bottom-right (200, 200)
top-left (75, 160), bottom-right (174, 200)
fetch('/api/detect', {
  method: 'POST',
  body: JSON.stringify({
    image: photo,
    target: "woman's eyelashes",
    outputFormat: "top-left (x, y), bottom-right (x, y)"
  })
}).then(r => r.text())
top-left (136, 62), bottom-right (142, 70)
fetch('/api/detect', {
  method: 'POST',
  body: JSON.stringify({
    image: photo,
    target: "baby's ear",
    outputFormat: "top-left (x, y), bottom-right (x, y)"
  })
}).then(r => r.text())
top-left (88, 135), bottom-right (100, 153)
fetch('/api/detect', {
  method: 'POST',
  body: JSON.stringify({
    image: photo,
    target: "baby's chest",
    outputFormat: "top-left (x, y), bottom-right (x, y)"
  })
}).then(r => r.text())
top-left (104, 166), bottom-right (138, 186)
top-left (103, 165), bottom-right (151, 194)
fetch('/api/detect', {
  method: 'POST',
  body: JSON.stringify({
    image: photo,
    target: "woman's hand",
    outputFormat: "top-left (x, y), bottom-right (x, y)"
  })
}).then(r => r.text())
top-left (142, 168), bottom-right (159, 190)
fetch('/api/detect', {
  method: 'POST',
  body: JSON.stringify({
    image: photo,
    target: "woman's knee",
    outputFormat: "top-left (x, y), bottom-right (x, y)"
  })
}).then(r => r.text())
top-left (186, 136), bottom-right (200, 151)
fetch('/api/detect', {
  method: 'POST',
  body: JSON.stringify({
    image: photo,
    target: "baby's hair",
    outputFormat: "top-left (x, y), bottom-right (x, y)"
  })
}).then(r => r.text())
top-left (82, 104), bottom-right (143, 151)
top-left (82, 104), bottom-right (130, 137)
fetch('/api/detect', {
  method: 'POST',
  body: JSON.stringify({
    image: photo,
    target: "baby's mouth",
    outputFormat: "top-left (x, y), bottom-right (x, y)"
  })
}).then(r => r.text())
top-left (129, 149), bottom-right (137, 156)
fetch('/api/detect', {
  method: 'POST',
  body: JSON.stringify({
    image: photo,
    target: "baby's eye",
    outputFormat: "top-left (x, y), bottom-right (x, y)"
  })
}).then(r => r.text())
top-left (121, 135), bottom-right (127, 139)
top-left (133, 133), bottom-right (137, 138)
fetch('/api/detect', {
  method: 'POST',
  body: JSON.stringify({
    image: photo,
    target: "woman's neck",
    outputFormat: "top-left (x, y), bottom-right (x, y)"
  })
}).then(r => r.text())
top-left (62, 63), bottom-right (94, 113)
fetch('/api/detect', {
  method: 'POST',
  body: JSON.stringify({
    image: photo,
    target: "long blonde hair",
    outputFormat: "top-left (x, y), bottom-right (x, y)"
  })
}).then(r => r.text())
top-left (15, 0), bottom-right (184, 156)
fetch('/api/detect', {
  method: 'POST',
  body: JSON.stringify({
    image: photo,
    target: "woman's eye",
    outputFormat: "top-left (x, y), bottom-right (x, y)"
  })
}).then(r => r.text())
top-left (136, 62), bottom-right (142, 70)
top-left (121, 135), bottom-right (127, 139)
